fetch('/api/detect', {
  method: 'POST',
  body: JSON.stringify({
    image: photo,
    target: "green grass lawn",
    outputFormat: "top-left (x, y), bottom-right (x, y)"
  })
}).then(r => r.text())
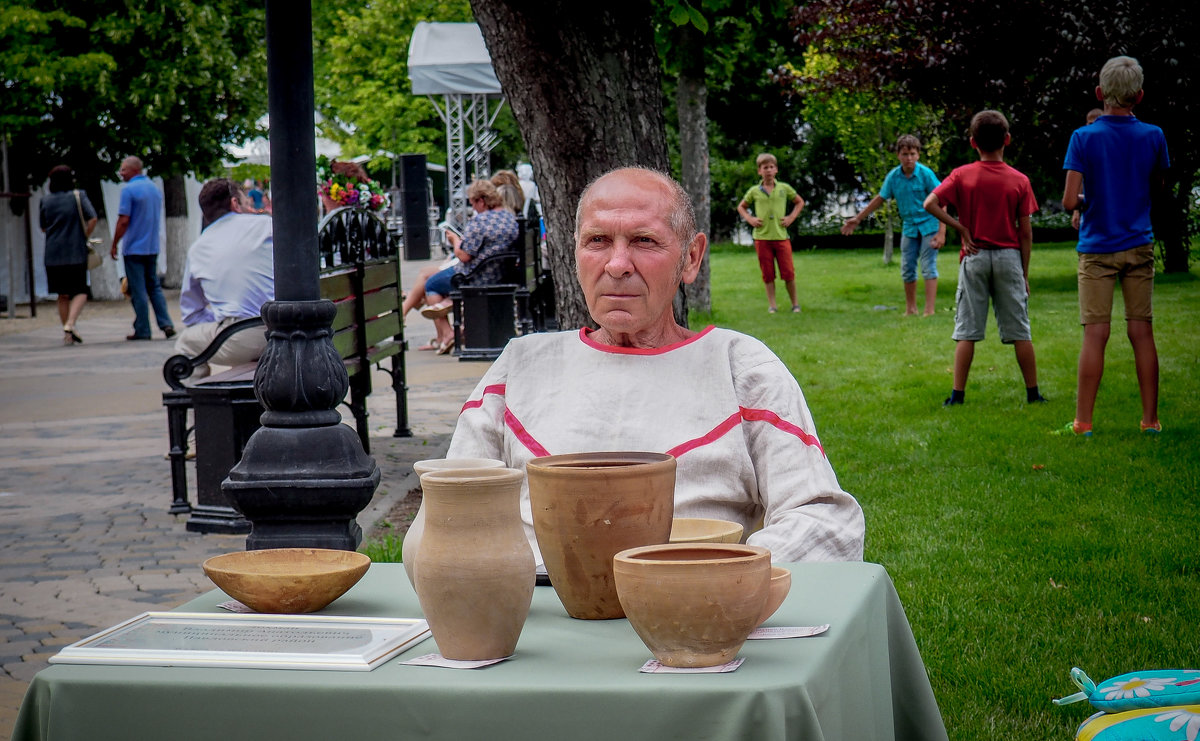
top-left (696, 241), bottom-right (1199, 740)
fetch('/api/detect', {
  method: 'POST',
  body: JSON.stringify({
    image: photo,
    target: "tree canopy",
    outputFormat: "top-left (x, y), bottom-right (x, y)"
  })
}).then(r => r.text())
top-left (0, 1), bottom-right (265, 196)
top-left (785, 0), bottom-right (1199, 269)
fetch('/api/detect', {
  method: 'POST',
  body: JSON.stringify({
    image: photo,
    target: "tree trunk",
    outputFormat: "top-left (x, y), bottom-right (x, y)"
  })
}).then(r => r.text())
top-left (1159, 167), bottom-right (1194, 274)
top-left (676, 21), bottom-right (710, 317)
top-left (882, 209), bottom-right (894, 264)
top-left (162, 173), bottom-right (188, 289)
top-left (471, 0), bottom-right (673, 330)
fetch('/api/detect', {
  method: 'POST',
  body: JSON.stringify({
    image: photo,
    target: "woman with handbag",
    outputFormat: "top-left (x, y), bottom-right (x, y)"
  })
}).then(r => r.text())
top-left (39, 165), bottom-right (99, 345)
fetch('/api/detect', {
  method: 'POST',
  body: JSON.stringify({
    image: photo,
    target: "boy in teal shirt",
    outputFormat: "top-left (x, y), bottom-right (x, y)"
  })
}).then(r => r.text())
top-left (737, 153), bottom-right (805, 313)
top-left (842, 135), bottom-right (946, 316)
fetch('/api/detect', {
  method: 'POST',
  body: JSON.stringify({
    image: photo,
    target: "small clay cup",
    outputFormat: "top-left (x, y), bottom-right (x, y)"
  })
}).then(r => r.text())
top-left (527, 452), bottom-right (675, 619)
top-left (402, 458), bottom-right (505, 586)
top-left (757, 566), bottom-right (792, 626)
top-left (613, 543), bottom-right (770, 667)
top-left (669, 517), bottom-right (744, 544)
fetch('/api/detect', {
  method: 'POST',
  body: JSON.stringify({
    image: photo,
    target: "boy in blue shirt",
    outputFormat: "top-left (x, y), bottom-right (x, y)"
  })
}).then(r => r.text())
top-left (1060, 56), bottom-right (1169, 436)
top-left (842, 135), bottom-right (946, 316)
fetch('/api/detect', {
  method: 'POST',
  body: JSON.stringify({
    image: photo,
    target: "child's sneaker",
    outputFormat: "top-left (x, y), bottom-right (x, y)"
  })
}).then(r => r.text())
top-left (1140, 420), bottom-right (1162, 434)
top-left (1052, 421), bottom-right (1092, 437)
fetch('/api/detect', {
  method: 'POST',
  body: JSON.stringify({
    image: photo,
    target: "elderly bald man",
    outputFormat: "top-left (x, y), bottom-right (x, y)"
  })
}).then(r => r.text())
top-left (447, 166), bottom-right (864, 565)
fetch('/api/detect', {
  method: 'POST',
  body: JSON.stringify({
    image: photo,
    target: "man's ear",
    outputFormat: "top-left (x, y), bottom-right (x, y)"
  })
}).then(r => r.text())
top-left (1135, 89), bottom-right (1145, 105)
top-left (681, 233), bottom-right (707, 285)
top-left (230, 197), bottom-right (245, 214)
top-left (1095, 85), bottom-right (1104, 102)
top-left (1004, 132), bottom-right (1012, 146)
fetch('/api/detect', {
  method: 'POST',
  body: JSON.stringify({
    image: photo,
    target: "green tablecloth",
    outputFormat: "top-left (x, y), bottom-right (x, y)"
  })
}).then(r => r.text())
top-left (14, 562), bottom-right (947, 741)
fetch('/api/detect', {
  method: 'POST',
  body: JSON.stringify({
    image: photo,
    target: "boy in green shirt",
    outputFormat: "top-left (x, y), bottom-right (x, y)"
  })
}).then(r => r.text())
top-left (737, 153), bottom-right (805, 313)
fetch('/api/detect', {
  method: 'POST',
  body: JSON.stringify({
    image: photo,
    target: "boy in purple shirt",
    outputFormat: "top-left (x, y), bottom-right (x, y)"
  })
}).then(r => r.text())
top-left (1059, 56), bottom-right (1169, 436)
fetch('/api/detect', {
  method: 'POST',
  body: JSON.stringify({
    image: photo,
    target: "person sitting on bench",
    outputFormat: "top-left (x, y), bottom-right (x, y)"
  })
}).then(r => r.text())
top-left (418, 179), bottom-right (519, 354)
top-left (174, 179), bottom-right (274, 380)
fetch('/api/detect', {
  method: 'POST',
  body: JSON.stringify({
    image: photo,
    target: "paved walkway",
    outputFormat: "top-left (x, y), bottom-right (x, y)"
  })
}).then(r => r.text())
top-left (0, 259), bottom-right (491, 736)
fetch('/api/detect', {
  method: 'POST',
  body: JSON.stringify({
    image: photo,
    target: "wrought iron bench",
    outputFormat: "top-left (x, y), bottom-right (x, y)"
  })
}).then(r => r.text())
top-left (162, 207), bottom-right (409, 531)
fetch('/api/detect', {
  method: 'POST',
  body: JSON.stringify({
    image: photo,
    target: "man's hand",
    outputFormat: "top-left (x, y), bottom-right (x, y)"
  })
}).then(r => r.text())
top-left (840, 217), bottom-right (859, 236)
top-left (781, 215), bottom-right (795, 228)
top-left (747, 216), bottom-right (763, 228)
top-left (1071, 210), bottom-right (1081, 230)
top-left (110, 245), bottom-right (119, 260)
top-left (930, 233), bottom-right (945, 249)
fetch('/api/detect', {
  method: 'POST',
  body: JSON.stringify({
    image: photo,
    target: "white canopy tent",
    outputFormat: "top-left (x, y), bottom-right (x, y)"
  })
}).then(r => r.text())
top-left (408, 21), bottom-right (504, 232)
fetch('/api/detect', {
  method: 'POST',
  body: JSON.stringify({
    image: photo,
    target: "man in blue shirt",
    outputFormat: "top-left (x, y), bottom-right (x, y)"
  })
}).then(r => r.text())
top-left (111, 156), bottom-right (175, 340)
top-left (843, 135), bottom-right (947, 316)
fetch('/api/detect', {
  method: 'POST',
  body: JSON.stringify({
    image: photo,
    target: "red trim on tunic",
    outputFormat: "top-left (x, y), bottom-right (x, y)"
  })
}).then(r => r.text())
top-left (666, 406), bottom-right (825, 459)
top-left (579, 325), bottom-right (717, 355)
top-left (504, 408), bottom-right (550, 458)
top-left (460, 383), bottom-right (506, 413)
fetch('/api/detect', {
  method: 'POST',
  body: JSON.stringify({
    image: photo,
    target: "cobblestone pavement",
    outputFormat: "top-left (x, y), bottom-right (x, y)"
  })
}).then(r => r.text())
top-left (0, 262), bottom-right (490, 737)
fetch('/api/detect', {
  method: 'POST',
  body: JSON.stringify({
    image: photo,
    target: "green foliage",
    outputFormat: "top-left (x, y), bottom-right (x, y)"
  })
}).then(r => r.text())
top-left (314, 0), bottom-right (472, 164)
top-left (699, 243), bottom-right (1200, 741)
top-left (359, 529), bottom-right (404, 564)
top-left (0, 1), bottom-right (266, 192)
top-left (229, 163), bottom-right (270, 186)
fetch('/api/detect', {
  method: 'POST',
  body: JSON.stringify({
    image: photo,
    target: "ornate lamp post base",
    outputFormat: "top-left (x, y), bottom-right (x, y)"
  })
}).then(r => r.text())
top-left (224, 300), bottom-right (379, 551)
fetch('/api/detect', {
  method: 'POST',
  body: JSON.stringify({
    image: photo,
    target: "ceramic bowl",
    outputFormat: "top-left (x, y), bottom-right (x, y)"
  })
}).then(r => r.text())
top-left (202, 548), bottom-right (370, 614)
top-left (669, 518), bottom-right (744, 544)
top-left (613, 543), bottom-right (771, 667)
top-left (757, 566), bottom-right (792, 626)
top-left (527, 452), bottom-right (676, 620)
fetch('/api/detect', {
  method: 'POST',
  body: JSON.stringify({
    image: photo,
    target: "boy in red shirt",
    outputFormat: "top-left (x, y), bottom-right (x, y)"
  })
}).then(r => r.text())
top-left (923, 110), bottom-right (1046, 407)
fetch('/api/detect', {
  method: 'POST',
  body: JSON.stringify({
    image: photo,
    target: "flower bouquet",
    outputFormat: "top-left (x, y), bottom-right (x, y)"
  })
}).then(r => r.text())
top-left (316, 155), bottom-right (389, 212)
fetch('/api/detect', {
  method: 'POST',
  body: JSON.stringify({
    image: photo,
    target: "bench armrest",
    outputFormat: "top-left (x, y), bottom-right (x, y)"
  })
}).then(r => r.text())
top-left (162, 316), bottom-right (265, 390)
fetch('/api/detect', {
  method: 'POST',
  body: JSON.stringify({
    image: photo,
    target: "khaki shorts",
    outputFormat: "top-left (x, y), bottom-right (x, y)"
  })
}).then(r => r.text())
top-left (1078, 243), bottom-right (1154, 324)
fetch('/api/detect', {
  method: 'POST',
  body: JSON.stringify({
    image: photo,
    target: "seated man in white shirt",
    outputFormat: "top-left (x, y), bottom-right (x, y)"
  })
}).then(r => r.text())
top-left (174, 179), bottom-right (274, 380)
top-left (447, 167), bottom-right (865, 565)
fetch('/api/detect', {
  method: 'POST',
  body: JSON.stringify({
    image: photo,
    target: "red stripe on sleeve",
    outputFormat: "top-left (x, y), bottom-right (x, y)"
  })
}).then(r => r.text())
top-left (665, 407), bottom-right (826, 459)
top-left (459, 383), bottom-right (507, 413)
top-left (739, 407), bottom-right (825, 456)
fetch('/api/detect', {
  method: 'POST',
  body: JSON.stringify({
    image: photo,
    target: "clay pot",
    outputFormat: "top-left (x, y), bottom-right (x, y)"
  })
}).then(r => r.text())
top-left (669, 517), bottom-right (744, 544)
top-left (757, 566), bottom-right (792, 626)
top-left (526, 452), bottom-right (675, 620)
top-left (613, 543), bottom-right (771, 667)
top-left (402, 457), bottom-right (505, 587)
top-left (411, 467), bottom-right (534, 660)
top-left (202, 548), bottom-right (370, 614)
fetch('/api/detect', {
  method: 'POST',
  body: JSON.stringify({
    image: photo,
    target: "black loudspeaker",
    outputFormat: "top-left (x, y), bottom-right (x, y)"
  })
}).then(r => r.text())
top-left (399, 153), bottom-right (430, 260)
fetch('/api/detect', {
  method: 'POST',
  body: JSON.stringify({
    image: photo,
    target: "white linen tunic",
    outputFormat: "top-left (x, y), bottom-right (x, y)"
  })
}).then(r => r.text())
top-left (447, 326), bottom-right (865, 565)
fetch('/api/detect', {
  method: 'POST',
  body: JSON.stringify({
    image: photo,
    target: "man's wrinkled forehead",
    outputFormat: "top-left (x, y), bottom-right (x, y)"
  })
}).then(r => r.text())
top-left (578, 172), bottom-right (671, 226)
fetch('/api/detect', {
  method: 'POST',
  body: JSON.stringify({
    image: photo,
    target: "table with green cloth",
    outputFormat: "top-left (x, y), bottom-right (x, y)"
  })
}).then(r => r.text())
top-left (14, 562), bottom-right (947, 741)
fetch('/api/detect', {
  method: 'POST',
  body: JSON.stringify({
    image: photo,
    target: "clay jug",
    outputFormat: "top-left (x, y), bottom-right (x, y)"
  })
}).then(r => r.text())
top-left (411, 467), bottom-right (534, 660)
top-left (403, 457), bottom-right (505, 587)
top-left (526, 452), bottom-right (675, 619)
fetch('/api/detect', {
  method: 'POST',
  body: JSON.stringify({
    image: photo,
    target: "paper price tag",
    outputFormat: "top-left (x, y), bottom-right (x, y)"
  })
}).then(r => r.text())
top-left (216, 600), bottom-right (255, 614)
top-left (639, 658), bottom-right (745, 673)
top-left (746, 624), bottom-right (831, 640)
top-left (401, 653), bottom-right (510, 669)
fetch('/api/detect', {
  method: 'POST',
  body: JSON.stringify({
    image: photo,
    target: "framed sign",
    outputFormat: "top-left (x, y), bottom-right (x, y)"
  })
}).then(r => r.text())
top-left (49, 612), bottom-right (431, 671)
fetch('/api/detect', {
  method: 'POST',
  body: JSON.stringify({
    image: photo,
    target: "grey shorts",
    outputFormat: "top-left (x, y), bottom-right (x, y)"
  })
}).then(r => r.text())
top-left (952, 249), bottom-right (1032, 343)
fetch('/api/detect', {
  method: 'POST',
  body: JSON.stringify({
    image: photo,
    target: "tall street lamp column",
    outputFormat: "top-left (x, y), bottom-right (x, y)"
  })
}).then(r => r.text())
top-left (222, 0), bottom-right (379, 550)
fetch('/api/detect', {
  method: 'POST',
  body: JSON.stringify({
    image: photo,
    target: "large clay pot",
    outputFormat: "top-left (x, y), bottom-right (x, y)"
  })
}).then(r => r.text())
top-left (411, 467), bottom-right (534, 660)
top-left (526, 452), bottom-right (675, 619)
top-left (613, 543), bottom-right (771, 667)
top-left (402, 457), bottom-right (505, 587)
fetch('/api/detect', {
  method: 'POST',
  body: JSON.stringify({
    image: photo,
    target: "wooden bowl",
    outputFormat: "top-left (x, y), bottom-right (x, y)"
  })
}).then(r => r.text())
top-left (757, 566), bottom-right (792, 626)
top-left (613, 543), bottom-right (770, 667)
top-left (202, 548), bottom-right (371, 614)
top-left (669, 518), bottom-right (744, 544)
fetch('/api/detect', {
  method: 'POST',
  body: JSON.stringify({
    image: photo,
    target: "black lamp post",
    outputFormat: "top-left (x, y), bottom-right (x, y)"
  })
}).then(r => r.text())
top-left (222, 0), bottom-right (379, 550)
